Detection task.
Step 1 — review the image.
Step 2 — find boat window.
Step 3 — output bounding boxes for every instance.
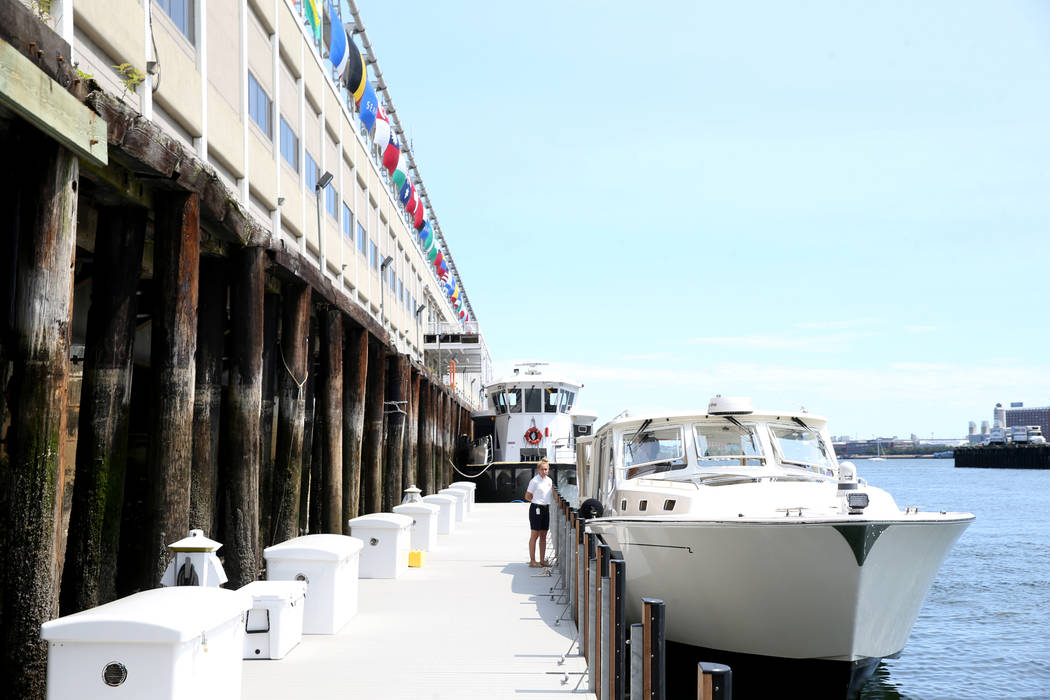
[561,390,576,413]
[506,389,522,413]
[623,425,686,478]
[493,391,507,415]
[694,423,765,466]
[544,388,559,413]
[769,424,832,471]
[524,388,542,413]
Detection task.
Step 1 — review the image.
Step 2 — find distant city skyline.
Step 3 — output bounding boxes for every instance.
[356,0,1050,438]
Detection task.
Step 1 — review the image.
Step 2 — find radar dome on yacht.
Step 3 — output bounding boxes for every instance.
[707,395,754,415]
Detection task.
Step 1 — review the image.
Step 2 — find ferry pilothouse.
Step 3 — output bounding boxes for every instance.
[459,363,597,502]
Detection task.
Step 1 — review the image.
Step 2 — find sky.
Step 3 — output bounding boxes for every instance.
[352,0,1050,440]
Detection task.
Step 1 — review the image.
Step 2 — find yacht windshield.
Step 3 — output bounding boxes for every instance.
[694,422,765,466]
[623,425,686,478]
[506,389,522,413]
[544,388,559,413]
[770,424,832,470]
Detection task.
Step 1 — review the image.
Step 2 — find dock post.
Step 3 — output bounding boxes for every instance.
[270,282,310,544]
[405,368,421,490]
[190,257,226,540]
[642,598,667,700]
[418,379,432,494]
[223,246,265,587]
[342,324,368,523]
[60,206,146,615]
[298,310,319,534]
[0,131,78,698]
[630,623,644,700]
[576,516,586,626]
[146,191,200,589]
[566,510,577,615]
[587,533,598,689]
[361,337,386,513]
[597,543,611,698]
[610,558,626,700]
[383,353,407,511]
[697,662,732,700]
[319,309,344,533]
[258,290,279,546]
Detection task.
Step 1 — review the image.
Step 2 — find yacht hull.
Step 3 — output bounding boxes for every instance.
[587,516,970,662]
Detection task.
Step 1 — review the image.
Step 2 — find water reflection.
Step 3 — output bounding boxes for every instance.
[858,663,916,700]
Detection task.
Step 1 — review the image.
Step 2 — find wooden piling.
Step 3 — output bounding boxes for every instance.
[342,324,368,523]
[382,354,406,510]
[298,311,319,535]
[270,282,310,545]
[319,308,343,533]
[222,246,265,588]
[0,132,78,700]
[60,205,146,615]
[418,379,433,495]
[258,290,279,544]
[361,338,386,513]
[405,369,421,490]
[144,191,200,590]
[189,257,226,538]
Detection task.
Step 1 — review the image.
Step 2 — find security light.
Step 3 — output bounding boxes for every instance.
[316,171,334,190]
[380,255,393,270]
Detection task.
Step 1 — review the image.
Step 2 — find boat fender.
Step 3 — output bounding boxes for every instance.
[578,498,604,520]
[524,427,542,444]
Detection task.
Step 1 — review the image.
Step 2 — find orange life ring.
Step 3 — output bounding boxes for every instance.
[524,427,542,445]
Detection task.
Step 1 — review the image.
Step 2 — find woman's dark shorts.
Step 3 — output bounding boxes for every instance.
[529,503,550,531]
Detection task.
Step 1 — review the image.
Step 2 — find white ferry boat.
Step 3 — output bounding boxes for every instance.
[578,395,974,696]
[462,363,597,502]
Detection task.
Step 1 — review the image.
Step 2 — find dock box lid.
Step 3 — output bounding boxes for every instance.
[263,534,364,562]
[392,503,439,517]
[449,481,476,491]
[438,488,466,499]
[40,587,251,643]
[239,580,307,604]
[348,512,413,530]
[422,494,455,504]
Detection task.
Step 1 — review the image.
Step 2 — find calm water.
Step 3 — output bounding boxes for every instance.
[854,459,1050,700]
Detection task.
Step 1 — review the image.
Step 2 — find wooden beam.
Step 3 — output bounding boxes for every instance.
[342,324,368,523]
[404,369,420,491]
[382,354,407,510]
[0,37,106,166]
[60,205,146,615]
[258,291,279,543]
[0,128,78,700]
[223,247,265,587]
[270,283,310,545]
[361,338,386,513]
[319,309,343,533]
[144,191,200,590]
[189,257,225,538]
[299,310,319,535]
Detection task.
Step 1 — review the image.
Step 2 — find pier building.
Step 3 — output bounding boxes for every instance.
[0,1,489,697]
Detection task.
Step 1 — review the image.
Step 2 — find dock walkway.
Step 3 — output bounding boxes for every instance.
[243,503,594,699]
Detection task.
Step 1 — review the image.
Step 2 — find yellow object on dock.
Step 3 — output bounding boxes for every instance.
[408,550,425,568]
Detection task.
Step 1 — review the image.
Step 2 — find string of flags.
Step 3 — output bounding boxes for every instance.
[312,1,469,324]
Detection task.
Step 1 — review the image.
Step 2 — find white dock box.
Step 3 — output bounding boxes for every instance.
[446,484,474,513]
[392,501,440,551]
[240,580,307,660]
[347,512,413,579]
[450,481,477,508]
[439,487,467,522]
[422,494,456,535]
[40,587,250,700]
[263,534,363,634]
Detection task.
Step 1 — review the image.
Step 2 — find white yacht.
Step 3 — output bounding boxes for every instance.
[463,363,597,502]
[579,396,973,695]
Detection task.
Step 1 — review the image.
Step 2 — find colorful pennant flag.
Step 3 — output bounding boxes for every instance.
[304,0,322,44]
[413,204,425,230]
[382,130,401,174]
[419,221,433,249]
[392,151,408,191]
[358,79,378,132]
[323,2,348,76]
[344,49,366,103]
[373,106,391,150]
[406,185,418,214]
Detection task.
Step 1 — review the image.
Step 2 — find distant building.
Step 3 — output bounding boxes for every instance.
[1005,403,1050,440]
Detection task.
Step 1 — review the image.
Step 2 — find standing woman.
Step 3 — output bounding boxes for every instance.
[525,458,553,567]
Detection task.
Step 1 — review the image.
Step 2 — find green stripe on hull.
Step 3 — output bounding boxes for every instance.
[832,523,891,566]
